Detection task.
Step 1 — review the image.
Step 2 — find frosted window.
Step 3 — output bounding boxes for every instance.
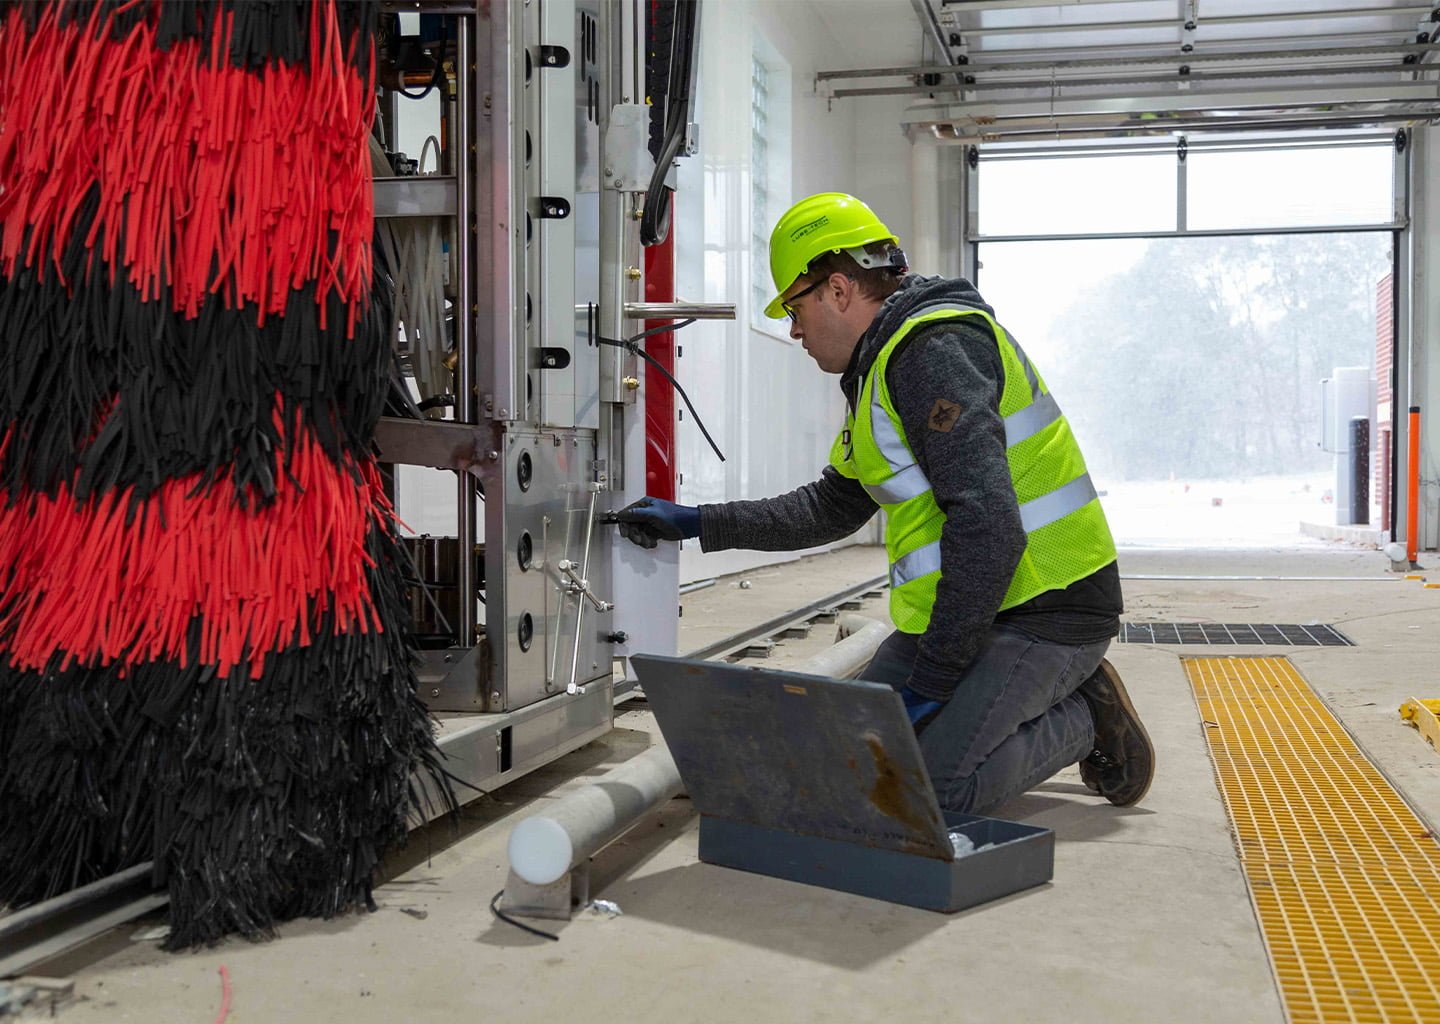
[980,154,1176,236]
[1186,145,1394,230]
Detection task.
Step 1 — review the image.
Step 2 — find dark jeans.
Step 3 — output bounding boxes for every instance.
[858,625,1109,816]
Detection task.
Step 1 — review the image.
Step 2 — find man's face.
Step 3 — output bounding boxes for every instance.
[784,273,860,374]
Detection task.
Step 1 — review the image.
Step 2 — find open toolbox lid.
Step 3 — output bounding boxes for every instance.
[630,654,954,861]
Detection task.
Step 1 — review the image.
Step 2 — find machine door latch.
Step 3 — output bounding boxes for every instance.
[556,560,613,613]
[537,197,571,219]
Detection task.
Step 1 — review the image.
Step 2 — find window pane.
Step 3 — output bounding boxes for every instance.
[980,154,1176,236]
[1186,145,1394,230]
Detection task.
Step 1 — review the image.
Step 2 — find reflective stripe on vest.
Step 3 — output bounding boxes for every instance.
[835,298,1117,629]
[889,474,1099,589]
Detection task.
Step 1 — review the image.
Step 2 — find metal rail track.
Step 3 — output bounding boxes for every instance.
[0,574,890,982]
[682,573,889,662]
[0,864,166,981]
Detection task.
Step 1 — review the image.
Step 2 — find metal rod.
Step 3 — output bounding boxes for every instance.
[1408,406,1421,563]
[932,112,1440,144]
[938,28,1431,63]
[978,132,1396,158]
[0,863,167,979]
[454,17,477,647]
[568,488,601,691]
[837,62,1437,98]
[952,7,1432,36]
[622,301,736,319]
[818,43,1440,80]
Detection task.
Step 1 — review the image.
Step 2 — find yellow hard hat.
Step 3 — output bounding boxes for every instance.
[763,193,904,319]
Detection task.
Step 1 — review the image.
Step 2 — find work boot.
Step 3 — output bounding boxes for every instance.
[1075,659,1154,807]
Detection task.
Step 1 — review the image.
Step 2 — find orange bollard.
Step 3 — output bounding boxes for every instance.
[1408,407,1421,564]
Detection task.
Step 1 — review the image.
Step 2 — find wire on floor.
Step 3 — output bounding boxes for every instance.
[489,890,560,942]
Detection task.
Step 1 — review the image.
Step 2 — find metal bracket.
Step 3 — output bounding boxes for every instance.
[601,103,655,192]
[497,865,589,921]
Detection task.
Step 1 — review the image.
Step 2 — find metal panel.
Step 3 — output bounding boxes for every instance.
[572,1,604,430]
[413,682,615,822]
[373,176,458,218]
[488,429,612,712]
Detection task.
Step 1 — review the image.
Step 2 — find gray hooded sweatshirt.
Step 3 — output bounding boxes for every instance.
[698,275,1121,701]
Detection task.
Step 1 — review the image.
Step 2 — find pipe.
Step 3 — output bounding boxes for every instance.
[505,613,894,890]
[507,744,683,886]
[1408,406,1421,564]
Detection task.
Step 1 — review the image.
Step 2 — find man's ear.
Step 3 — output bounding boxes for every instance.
[829,271,856,312]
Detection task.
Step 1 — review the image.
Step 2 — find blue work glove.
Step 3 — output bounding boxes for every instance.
[899,686,944,727]
[614,497,701,549]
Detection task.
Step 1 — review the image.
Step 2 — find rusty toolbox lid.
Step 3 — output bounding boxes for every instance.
[630,654,953,860]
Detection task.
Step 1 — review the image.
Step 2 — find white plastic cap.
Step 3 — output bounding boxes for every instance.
[507,817,576,886]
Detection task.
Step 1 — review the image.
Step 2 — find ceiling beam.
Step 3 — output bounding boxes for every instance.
[818,42,1440,80]
[834,62,1435,99]
[904,80,1440,120]
[955,7,1433,36]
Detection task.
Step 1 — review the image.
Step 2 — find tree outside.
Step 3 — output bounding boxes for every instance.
[981,232,1392,546]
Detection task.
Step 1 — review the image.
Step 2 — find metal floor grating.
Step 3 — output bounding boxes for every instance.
[1187,657,1440,1023]
[1121,622,1354,647]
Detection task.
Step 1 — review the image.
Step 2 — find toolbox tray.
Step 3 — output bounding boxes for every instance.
[631,654,1055,913]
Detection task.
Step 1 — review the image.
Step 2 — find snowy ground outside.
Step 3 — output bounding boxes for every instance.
[1097,471,1375,549]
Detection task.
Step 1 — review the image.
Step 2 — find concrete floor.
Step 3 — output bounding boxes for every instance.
[22,543,1440,1024]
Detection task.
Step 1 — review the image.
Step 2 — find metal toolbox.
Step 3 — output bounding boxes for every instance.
[630,654,1055,913]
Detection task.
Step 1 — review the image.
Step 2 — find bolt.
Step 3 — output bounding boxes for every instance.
[625,267,642,280]
[443,654,453,663]
[603,166,614,176]
[498,408,509,418]
[487,450,500,460]
[631,208,645,220]
[491,690,502,702]
[623,376,640,390]
[431,688,440,698]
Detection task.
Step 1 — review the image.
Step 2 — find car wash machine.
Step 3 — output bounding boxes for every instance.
[374,0,720,806]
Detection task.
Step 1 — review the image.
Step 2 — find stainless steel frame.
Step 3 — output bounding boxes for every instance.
[374,0,652,801]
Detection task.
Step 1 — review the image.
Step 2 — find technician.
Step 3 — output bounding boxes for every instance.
[615,193,1154,815]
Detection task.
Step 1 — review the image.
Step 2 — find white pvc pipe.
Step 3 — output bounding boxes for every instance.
[505,614,895,888]
[508,744,682,885]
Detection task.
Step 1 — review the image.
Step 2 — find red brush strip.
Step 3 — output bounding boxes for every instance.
[0,1,374,332]
[0,402,395,680]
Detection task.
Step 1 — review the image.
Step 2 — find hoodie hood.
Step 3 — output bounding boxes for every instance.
[840,275,994,406]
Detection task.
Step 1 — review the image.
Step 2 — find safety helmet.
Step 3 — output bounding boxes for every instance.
[763,192,906,319]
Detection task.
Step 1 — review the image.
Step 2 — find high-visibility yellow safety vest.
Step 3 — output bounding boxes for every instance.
[830,302,1117,633]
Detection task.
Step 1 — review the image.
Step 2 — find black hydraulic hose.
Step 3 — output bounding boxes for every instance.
[641,1,701,246]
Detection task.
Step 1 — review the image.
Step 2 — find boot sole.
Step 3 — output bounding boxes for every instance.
[1092,658,1155,807]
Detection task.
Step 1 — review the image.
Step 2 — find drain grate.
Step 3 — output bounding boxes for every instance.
[1119,622,1354,647]
[1187,657,1440,1023]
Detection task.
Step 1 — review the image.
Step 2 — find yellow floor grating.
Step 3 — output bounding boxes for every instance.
[1186,656,1440,1023]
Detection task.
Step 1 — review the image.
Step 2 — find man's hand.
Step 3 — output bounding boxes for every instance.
[898,685,944,727]
[613,497,701,549]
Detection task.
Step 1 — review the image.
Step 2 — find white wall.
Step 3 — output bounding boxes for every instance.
[671,0,915,582]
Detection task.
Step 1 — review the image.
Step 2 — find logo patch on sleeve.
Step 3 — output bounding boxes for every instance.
[928,398,962,433]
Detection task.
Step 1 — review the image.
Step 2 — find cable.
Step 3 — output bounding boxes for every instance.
[397,54,443,100]
[597,319,726,462]
[641,1,701,245]
[490,890,560,941]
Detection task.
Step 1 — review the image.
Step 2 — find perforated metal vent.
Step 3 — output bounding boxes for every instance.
[1119,623,1354,647]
